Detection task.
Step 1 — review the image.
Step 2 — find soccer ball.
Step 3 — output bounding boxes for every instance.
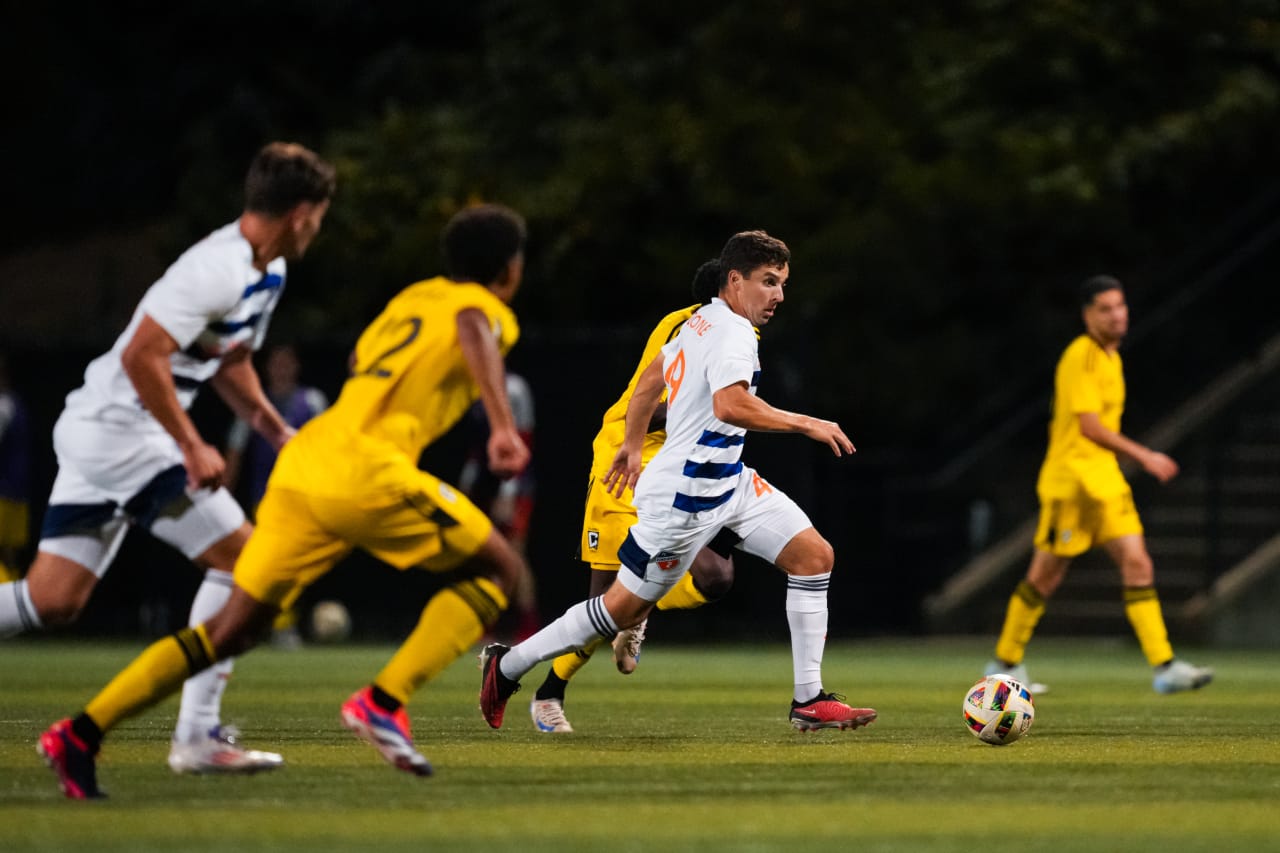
[310,600,352,643]
[962,674,1035,745]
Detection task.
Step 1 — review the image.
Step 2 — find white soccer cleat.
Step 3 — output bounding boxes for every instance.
[530,698,574,733]
[168,725,284,775]
[1153,659,1213,694]
[612,619,647,674]
[983,659,1049,695]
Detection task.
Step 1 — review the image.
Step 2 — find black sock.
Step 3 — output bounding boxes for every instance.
[535,671,569,701]
[370,685,402,713]
[71,713,103,754]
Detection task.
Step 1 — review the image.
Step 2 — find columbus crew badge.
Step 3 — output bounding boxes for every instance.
[587,530,600,550]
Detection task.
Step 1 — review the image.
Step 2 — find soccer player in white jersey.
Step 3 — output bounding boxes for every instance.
[4,142,334,774]
[482,230,877,732]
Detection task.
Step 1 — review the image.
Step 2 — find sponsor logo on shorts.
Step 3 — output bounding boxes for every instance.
[587,530,600,550]
[1061,529,1072,543]
[438,483,457,503]
[652,550,680,571]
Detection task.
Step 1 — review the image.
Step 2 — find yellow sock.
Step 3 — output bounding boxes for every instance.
[993,580,1046,665]
[550,637,606,681]
[656,572,710,611]
[375,576,508,705]
[85,625,215,732]
[0,557,20,583]
[1124,586,1174,666]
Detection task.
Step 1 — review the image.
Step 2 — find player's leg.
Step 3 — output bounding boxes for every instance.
[986,497,1081,691]
[40,585,276,799]
[733,471,874,731]
[337,468,517,774]
[1101,531,1213,692]
[146,481,284,774]
[481,523,707,729]
[530,567,614,732]
[0,497,30,582]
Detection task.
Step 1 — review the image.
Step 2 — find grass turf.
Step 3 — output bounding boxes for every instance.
[2,637,1278,852]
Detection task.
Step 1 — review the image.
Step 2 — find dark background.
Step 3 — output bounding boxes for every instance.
[3,1,1279,642]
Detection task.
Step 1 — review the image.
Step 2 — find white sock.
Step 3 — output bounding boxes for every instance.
[0,579,43,638]
[786,572,830,703]
[174,570,235,744]
[500,596,618,682]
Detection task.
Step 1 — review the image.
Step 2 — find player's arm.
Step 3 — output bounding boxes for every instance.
[457,307,529,479]
[712,382,855,457]
[121,314,226,489]
[210,348,294,452]
[1077,412,1178,483]
[603,355,667,498]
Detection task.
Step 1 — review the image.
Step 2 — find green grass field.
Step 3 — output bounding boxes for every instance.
[2,637,1278,852]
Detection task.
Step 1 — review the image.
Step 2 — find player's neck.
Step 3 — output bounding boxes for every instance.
[239,214,287,272]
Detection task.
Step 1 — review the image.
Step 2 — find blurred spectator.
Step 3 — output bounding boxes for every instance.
[0,354,32,583]
[459,372,539,641]
[225,343,329,649]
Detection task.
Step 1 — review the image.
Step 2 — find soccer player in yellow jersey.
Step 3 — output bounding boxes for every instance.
[528,260,737,734]
[986,275,1212,695]
[40,204,535,798]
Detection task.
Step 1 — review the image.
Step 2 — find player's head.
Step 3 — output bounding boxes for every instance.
[691,258,721,303]
[245,142,336,260]
[442,203,527,300]
[717,230,790,326]
[1079,274,1128,344]
[245,142,336,216]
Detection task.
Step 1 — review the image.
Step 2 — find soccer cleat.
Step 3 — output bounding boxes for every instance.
[530,698,573,733]
[167,725,284,775]
[479,643,520,729]
[789,692,877,732]
[1153,659,1214,694]
[340,687,433,777]
[612,619,646,674]
[38,719,104,800]
[983,659,1049,694]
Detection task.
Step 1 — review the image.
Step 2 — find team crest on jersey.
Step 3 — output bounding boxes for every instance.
[587,530,600,550]
[651,550,680,571]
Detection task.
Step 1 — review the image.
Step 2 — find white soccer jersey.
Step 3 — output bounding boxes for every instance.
[64,221,286,429]
[633,298,760,518]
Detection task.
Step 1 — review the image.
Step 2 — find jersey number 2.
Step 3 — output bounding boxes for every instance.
[354,317,422,378]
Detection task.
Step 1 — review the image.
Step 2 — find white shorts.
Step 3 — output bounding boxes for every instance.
[618,465,812,601]
[37,410,245,576]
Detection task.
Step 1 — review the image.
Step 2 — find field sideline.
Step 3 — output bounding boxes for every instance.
[2,636,1278,852]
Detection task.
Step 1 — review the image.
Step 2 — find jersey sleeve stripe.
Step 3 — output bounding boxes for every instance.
[241,273,284,299]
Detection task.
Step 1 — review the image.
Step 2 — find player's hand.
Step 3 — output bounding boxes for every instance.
[800,416,856,457]
[182,440,226,491]
[1142,450,1179,483]
[487,426,530,479]
[603,444,643,498]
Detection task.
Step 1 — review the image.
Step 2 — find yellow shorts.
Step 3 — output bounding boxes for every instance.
[235,465,493,610]
[579,472,636,571]
[1034,487,1143,558]
[0,498,29,548]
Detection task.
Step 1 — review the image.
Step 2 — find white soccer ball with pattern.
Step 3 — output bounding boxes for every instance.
[962,674,1035,745]
[310,600,352,643]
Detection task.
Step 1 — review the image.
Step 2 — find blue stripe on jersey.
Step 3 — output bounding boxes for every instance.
[242,273,284,299]
[673,489,735,513]
[682,460,743,480]
[751,369,761,388]
[207,312,264,335]
[696,429,745,448]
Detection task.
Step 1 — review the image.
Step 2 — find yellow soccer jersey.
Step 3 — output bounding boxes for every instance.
[588,304,700,473]
[286,276,518,466]
[1036,334,1128,499]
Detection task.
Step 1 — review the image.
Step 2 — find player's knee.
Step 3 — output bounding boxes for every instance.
[794,538,835,575]
[1122,552,1154,585]
[690,553,734,601]
[35,596,87,628]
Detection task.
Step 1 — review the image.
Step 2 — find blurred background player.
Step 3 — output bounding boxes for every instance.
[225,342,329,647]
[985,275,1213,694]
[39,203,535,798]
[2,141,335,777]
[458,371,539,643]
[527,259,736,734]
[0,353,33,583]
